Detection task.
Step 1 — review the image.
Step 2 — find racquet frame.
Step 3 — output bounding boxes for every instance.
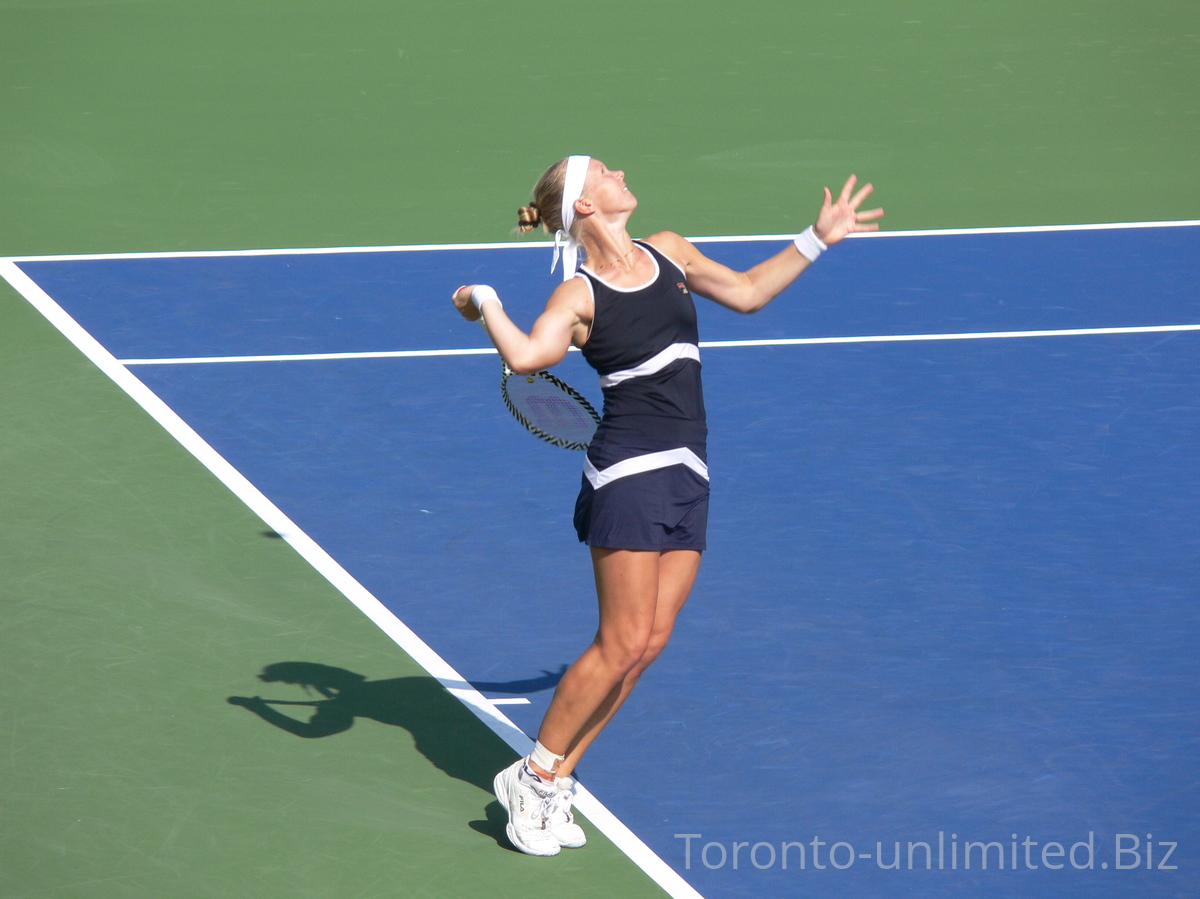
[500,359,600,450]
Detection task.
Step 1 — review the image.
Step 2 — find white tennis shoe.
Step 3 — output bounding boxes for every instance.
[547,776,587,848]
[493,759,561,857]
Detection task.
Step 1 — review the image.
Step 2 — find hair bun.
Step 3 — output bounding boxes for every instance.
[516,203,542,234]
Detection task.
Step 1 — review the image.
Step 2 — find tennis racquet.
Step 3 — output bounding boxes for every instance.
[500,359,600,450]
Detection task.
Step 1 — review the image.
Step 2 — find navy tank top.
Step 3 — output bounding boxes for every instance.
[577,241,708,480]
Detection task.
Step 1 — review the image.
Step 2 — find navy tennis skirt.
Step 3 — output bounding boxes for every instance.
[573,465,709,551]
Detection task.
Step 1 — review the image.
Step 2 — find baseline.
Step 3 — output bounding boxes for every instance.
[5,218,1198,264]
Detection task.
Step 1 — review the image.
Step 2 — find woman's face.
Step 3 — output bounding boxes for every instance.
[581,158,637,216]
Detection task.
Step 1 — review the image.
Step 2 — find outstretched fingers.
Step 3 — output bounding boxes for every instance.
[815,175,885,243]
[849,179,874,209]
[837,173,858,205]
[845,179,883,232]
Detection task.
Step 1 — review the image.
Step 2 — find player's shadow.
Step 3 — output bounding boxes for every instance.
[459,664,566,695]
[227,661,562,802]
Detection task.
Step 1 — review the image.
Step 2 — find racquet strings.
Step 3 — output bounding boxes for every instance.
[502,369,599,448]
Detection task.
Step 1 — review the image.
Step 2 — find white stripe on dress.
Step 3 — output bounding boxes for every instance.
[598,342,701,388]
[584,447,709,490]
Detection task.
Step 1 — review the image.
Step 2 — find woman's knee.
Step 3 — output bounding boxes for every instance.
[596,628,653,675]
[638,628,673,669]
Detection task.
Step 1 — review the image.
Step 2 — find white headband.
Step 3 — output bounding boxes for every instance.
[550,155,591,281]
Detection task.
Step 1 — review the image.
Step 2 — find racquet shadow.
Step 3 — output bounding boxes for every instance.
[460,663,566,695]
[227,660,562,850]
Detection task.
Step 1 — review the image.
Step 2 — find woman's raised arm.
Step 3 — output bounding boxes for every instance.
[645,174,882,314]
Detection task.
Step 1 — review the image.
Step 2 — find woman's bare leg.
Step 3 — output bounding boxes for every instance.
[533,547,701,779]
[532,548,658,768]
[554,548,700,777]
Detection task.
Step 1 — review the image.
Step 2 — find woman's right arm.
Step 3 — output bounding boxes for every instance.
[452,278,592,375]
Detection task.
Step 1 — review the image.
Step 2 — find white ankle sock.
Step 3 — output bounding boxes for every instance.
[529,740,565,776]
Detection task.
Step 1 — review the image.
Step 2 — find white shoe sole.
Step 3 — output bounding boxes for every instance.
[555,828,587,849]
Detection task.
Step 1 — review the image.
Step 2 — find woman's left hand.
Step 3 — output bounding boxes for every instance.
[813,174,884,245]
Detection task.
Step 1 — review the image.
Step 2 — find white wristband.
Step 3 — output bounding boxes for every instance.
[793,225,827,262]
[471,284,502,313]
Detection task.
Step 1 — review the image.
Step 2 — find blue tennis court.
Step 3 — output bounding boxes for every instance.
[8,223,1198,897]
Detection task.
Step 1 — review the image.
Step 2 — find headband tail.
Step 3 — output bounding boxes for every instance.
[551,230,565,275]
[555,155,591,281]
[562,242,579,281]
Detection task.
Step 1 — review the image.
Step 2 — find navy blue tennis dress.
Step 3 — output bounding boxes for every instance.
[572,240,709,551]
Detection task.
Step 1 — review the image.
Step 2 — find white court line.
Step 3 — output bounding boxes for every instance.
[4,218,1197,263]
[120,347,502,365]
[699,323,1200,348]
[116,323,1200,366]
[690,218,1200,243]
[0,258,706,899]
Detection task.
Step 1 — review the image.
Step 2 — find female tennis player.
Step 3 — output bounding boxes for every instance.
[452,156,881,856]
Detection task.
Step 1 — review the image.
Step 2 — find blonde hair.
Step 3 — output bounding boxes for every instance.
[516,158,585,241]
